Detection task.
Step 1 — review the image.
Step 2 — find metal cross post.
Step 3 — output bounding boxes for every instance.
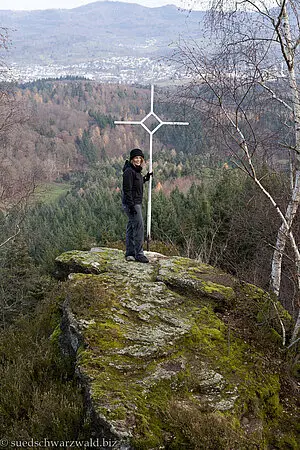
[115,84,189,250]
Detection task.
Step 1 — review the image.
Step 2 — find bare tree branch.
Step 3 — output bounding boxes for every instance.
[174,0,300,345]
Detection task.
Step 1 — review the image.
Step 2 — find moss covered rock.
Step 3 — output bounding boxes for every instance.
[56,248,300,449]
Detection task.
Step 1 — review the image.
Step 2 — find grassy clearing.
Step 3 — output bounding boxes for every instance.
[33,182,71,204]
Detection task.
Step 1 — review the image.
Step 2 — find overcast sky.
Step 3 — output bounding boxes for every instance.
[0,0,198,11]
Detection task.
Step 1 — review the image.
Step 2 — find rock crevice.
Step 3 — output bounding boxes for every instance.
[55,247,298,449]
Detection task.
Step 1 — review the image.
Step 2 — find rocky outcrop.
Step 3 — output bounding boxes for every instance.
[55,248,299,449]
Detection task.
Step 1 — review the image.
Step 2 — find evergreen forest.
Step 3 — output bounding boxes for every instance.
[0,79,299,446]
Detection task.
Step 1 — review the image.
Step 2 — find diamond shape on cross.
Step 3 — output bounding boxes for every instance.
[114,84,189,250]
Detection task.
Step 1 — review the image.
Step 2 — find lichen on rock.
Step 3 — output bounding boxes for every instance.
[55,248,300,449]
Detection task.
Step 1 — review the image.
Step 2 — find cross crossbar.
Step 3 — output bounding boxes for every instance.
[114,84,189,249]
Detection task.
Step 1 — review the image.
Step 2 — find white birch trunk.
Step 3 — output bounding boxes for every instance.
[194,0,300,344]
[269,4,300,346]
[271,171,300,296]
[222,94,300,345]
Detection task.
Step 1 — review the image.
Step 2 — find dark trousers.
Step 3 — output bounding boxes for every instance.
[123,204,145,257]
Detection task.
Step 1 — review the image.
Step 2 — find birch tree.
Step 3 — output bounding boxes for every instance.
[175,0,300,345]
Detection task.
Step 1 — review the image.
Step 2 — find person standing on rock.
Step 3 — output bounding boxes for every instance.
[122,148,153,263]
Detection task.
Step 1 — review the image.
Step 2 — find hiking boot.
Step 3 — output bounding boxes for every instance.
[125,255,135,262]
[135,255,149,263]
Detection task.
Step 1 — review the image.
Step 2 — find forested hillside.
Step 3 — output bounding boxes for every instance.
[1,0,300,444]
[0,79,296,310]
[5,80,207,179]
[0,79,215,322]
[0,77,299,446]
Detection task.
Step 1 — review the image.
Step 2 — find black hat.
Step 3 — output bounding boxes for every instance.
[130,148,144,160]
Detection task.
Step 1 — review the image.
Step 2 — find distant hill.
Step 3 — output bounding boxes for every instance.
[0,1,206,65]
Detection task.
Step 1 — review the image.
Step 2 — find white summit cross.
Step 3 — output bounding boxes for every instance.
[115,84,189,250]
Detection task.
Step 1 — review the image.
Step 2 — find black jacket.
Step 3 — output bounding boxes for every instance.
[122,160,146,207]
